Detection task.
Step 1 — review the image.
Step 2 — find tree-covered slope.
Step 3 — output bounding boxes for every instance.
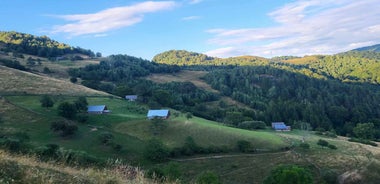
[352,43,380,52]
[0,31,95,57]
[152,50,269,66]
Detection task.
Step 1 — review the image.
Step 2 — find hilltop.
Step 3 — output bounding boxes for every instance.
[351,43,380,52]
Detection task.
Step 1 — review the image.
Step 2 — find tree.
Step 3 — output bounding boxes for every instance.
[40,95,54,108]
[143,138,169,162]
[186,112,193,120]
[74,97,88,112]
[263,165,313,184]
[57,102,77,119]
[50,120,78,137]
[353,123,375,140]
[70,77,77,83]
[96,52,102,57]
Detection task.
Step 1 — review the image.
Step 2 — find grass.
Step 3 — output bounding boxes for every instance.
[114,115,288,150]
[3,94,380,183]
[0,150,152,184]
[0,66,109,96]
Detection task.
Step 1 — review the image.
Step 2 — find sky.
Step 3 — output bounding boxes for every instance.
[1,0,380,60]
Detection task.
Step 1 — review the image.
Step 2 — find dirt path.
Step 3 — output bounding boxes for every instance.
[169,151,290,162]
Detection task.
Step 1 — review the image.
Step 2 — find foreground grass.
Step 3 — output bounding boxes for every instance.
[0,150,154,184]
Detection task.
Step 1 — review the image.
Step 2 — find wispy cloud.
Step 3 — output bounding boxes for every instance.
[182,16,201,21]
[188,0,203,4]
[50,1,176,36]
[205,0,380,58]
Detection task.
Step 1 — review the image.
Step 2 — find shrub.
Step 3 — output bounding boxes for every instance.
[327,144,337,150]
[299,143,310,150]
[70,77,78,83]
[76,114,89,123]
[57,102,77,119]
[263,165,313,184]
[143,139,169,162]
[51,120,78,137]
[317,139,329,148]
[237,140,253,153]
[196,171,221,184]
[348,138,378,147]
[98,132,114,145]
[40,95,54,108]
[238,121,266,130]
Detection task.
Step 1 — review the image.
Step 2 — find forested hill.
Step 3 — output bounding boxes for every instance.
[152,50,269,66]
[351,43,380,52]
[0,31,95,58]
[154,49,380,84]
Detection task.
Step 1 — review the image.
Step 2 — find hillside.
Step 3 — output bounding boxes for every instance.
[153,50,269,66]
[0,31,95,58]
[0,65,109,96]
[352,44,380,52]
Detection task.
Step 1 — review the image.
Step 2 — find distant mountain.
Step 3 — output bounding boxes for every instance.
[351,44,380,52]
[0,31,95,58]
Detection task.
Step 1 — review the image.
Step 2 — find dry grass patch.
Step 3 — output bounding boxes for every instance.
[0,66,109,96]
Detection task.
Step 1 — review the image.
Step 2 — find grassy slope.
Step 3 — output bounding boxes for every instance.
[114,116,286,149]
[0,66,109,96]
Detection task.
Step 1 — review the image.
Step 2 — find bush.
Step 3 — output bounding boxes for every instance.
[196,171,221,184]
[238,121,266,130]
[237,140,253,153]
[348,138,378,147]
[263,165,313,184]
[327,144,337,150]
[40,95,54,108]
[76,114,89,123]
[143,139,169,162]
[299,143,310,150]
[1,138,23,153]
[98,132,114,145]
[317,139,329,148]
[57,102,77,119]
[51,120,78,137]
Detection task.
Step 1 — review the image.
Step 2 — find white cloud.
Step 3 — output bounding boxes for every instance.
[182,16,201,21]
[205,0,380,58]
[50,1,176,36]
[188,0,203,4]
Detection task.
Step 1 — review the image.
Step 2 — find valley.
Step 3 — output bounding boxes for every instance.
[1,31,380,183]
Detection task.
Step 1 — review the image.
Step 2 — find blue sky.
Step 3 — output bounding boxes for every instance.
[1,0,380,60]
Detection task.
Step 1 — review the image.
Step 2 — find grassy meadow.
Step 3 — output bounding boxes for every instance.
[3,94,380,183]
